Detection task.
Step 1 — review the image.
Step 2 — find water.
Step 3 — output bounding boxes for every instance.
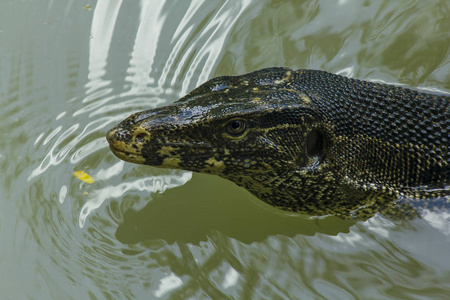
[0,0,449,299]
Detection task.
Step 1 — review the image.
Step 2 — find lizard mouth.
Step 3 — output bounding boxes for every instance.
[108,144,146,164]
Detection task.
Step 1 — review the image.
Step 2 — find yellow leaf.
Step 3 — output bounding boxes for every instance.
[73,171,94,184]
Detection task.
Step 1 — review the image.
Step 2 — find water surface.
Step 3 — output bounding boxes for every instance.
[0,0,449,299]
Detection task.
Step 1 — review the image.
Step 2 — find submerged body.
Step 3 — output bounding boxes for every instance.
[107,68,449,218]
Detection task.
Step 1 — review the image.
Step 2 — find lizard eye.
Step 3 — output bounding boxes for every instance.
[226,119,246,135]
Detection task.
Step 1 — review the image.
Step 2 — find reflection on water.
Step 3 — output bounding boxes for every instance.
[78,163,192,228]
[0,0,449,299]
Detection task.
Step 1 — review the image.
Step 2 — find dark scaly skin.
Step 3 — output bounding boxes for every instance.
[107,68,449,219]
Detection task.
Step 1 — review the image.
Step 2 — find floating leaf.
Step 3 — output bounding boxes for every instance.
[73,171,94,184]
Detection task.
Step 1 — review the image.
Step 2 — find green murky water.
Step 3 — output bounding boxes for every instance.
[0,0,449,299]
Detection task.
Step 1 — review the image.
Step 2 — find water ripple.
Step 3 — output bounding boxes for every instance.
[79,168,192,228]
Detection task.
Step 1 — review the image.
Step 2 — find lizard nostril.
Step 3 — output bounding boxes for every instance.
[135,133,148,143]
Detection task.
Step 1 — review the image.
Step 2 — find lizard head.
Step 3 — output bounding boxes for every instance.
[107,68,328,182]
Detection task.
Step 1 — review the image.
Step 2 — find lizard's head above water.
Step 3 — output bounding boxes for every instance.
[107,67,449,218]
[107,68,325,178]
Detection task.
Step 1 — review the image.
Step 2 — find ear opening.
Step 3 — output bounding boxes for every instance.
[306,128,325,158]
